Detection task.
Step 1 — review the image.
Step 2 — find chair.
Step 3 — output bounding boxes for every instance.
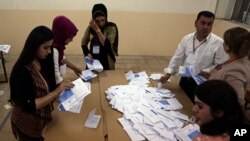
[0,51,8,83]
[245,87,250,109]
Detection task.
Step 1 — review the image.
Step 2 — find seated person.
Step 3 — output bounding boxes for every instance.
[201,27,250,122]
[160,11,227,103]
[192,80,245,141]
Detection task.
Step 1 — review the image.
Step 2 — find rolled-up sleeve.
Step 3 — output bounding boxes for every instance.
[53,48,63,84]
[164,37,186,74]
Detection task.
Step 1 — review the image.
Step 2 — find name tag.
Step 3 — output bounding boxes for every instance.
[93,45,100,54]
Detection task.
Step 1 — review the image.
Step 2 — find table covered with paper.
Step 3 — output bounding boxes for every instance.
[43,70,197,141]
[43,78,105,141]
[99,70,198,141]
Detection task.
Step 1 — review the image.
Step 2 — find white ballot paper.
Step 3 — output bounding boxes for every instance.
[0,44,11,53]
[85,57,103,72]
[58,78,91,112]
[178,66,206,85]
[84,108,101,128]
[80,69,97,81]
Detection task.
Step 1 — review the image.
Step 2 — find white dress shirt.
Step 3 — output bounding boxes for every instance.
[164,32,228,75]
[53,48,66,84]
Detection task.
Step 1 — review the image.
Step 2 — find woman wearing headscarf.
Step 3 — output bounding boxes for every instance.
[52,16,82,84]
[81,3,118,70]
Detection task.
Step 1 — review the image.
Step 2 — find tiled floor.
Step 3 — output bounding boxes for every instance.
[0,54,171,141]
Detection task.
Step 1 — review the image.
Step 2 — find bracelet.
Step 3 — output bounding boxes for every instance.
[96,29,101,34]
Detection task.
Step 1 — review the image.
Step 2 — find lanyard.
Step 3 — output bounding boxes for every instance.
[193,36,207,52]
[215,57,240,70]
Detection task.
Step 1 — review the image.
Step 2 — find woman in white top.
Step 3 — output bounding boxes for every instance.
[52,16,82,84]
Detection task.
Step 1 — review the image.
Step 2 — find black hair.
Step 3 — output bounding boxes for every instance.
[194,80,244,135]
[196,11,215,21]
[10,26,56,91]
[92,3,108,19]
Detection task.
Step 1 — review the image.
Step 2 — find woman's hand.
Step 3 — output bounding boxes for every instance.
[89,19,100,32]
[73,67,82,76]
[55,79,74,94]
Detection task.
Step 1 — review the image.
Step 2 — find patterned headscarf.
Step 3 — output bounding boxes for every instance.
[92,3,108,20]
[52,16,78,64]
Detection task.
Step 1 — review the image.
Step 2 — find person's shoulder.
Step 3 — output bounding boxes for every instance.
[11,65,30,79]
[106,22,118,30]
[107,21,117,27]
[184,32,195,37]
[180,32,195,42]
[210,33,223,42]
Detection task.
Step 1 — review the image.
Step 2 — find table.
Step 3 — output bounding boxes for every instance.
[44,70,193,141]
[98,70,193,141]
[43,78,105,141]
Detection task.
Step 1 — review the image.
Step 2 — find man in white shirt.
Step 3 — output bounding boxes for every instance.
[160,11,228,103]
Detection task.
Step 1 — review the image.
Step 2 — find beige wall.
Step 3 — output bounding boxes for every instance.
[1,0,249,56]
[1,9,249,56]
[0,10,194,56]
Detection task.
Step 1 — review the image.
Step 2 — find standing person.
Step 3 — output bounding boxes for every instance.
[52,16,82,84]
[192,80,245,141]
[9,26,74,141]
[206,27,250,121]
[160,11,228,103]
[81,3,118,70]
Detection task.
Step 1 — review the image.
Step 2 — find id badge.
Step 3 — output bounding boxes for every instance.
[93,45,100,54]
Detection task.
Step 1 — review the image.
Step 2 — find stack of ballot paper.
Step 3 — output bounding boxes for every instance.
[105,83,197,141]
[85,57,103,72]
[80,69,97,81]
[178,66,207,85]
[58,78,91,113]
[125,70,150,87]
[173,124,200,141]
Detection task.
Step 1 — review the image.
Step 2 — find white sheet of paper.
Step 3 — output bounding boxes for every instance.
[86,59,103,72]
[59,79,91,112]
[84,108,101,128]
[149,73,164,80]
[68,98,84,113]
[170,111,189,121]
[80,69,97,81]
[0,44,11,53]
[71,78,91,100]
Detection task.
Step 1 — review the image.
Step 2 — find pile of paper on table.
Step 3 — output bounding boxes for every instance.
[58,78,91,113]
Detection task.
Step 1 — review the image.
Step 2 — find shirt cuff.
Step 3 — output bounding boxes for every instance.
[164,68,174,75]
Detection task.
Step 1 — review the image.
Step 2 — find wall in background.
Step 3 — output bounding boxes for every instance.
[0,0,217,12]
[1,0,246,56]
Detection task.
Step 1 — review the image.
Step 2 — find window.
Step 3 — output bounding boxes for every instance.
[215,0,250,25]
[231,0,250,25]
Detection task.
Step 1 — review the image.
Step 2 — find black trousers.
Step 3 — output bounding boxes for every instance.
[179,77,198,104]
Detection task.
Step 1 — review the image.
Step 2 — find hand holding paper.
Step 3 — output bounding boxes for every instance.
[84,57,103,72]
